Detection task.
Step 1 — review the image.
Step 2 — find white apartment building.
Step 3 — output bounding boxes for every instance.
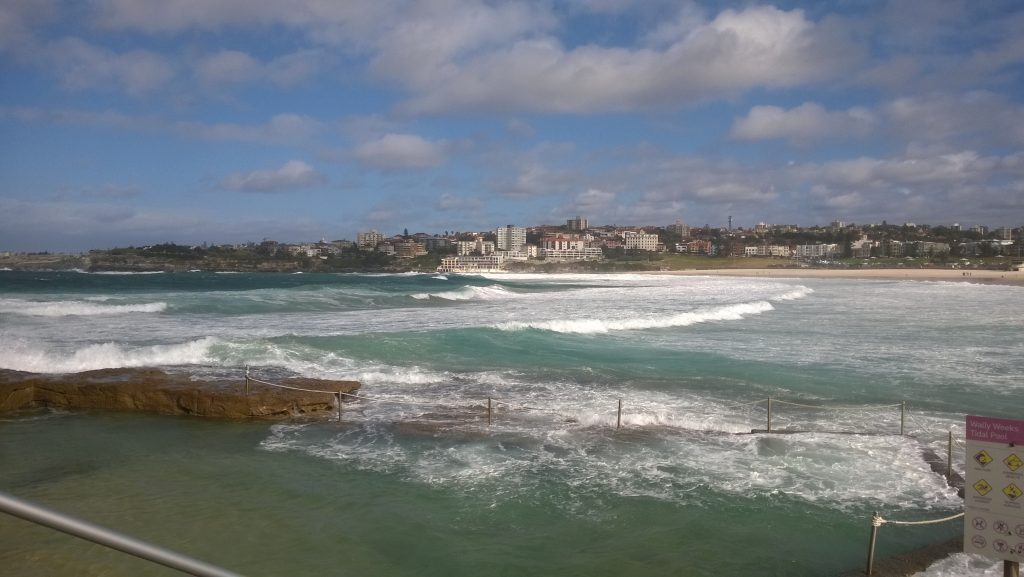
[744,245,791,257]
[457,238,495,256]
[622,231,660,251]
[794,244,839,259]
[357,230,385,249]
[542,234,586,251]
[437,254,507,273]
[495,225,526,251]
[540,247,604,261]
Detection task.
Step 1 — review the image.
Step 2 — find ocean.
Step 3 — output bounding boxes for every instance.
[1,270,1020,576]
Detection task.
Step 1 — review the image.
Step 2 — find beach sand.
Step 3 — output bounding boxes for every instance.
[655,267,1024,285]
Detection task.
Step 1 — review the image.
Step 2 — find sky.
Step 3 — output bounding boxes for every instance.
[2,0,1024,251]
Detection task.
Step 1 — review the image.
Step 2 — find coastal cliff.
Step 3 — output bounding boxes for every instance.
[0,368,360,419]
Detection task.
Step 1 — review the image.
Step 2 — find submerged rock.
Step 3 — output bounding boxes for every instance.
[0,368,359,419]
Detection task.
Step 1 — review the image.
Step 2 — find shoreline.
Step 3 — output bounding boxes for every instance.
[647,267,1024,285]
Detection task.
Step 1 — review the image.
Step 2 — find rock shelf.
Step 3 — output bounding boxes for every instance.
[0,368,360,419]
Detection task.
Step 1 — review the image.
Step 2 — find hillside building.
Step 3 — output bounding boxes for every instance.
[495,225,526,252]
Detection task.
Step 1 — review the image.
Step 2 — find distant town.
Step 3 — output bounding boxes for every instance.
[2,217,1022,273]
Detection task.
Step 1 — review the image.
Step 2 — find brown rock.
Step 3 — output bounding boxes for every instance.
[0,368,360,419]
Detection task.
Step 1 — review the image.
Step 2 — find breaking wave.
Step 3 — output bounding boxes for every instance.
[771,286,813,301]
[411,284,520,301]
[495,301,775,334]
[0,336,219,373]
[0,298,168,317]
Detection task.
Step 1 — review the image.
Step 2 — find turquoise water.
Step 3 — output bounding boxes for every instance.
[1,271,1020,576]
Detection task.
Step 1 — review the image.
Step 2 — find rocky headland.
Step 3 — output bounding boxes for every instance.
[0,367,360,419]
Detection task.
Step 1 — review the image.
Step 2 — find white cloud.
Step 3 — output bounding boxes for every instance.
[174,113,323,144]
[46,37,174,95]
[398,6,859,114]
[0,196,331,251]
[0,0,56,54]
[220,160,326,192]
[730,102,875,143]
[353,133,447,170]
[89,0,409,49]
[811,151,999,188]
[505,118,536,138]
[492,161,576,197]
[77,184,144,199]
[2,106,323,145]
[195,50,262,86]
[573,188,616,212]
[883,91,1024,148]
[437,193,482,212]
[195,49,323,88]
[0,105,140,128]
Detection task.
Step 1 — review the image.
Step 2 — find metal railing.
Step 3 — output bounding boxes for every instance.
[0,490,244,577]
[245,368,911,435]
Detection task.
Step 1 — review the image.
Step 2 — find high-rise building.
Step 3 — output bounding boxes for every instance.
[567,216,588,231]
[495,225,526,251]
[667,220,690,237]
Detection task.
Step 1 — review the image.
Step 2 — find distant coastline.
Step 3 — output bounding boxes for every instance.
[651,267,1024,286]
[1,250,1022,285]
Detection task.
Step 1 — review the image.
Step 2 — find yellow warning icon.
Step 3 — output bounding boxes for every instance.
[1005,454,1023,472]
[975,450,993,466]
[1004,483,1023,501]
[974,479,993,496]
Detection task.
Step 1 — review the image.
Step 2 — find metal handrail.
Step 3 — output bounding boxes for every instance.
[0,490,244,577]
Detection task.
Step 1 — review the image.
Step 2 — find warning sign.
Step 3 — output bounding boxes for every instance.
[1005,484,1023,501]
[976,450,994,466]
[964,415,1024,564]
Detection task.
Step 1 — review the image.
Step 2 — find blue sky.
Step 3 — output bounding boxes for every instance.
[2,0,1023,251]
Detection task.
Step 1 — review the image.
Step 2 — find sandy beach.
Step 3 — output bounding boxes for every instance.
[656,267,1024,285]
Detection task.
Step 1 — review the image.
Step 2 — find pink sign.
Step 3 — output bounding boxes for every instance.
[967,415,1024,444]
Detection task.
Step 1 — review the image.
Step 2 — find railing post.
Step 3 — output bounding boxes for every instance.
[900,401,906,436]
[335,392,342,422]
[866,512,880,576]
[616,399,622,430]
[947,430,953,480]
[487,397,492,426]
[244,365,250,397]
[767,397,773,433]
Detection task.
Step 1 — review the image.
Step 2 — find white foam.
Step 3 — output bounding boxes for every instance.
[771,286,813,301]
[495,301,774,334]
[90,271,166,275]
[0,336,219,373]
[910,553,1002,577]
[258,408,960,514]
[411,284,520,301]
[0,298,168,317]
